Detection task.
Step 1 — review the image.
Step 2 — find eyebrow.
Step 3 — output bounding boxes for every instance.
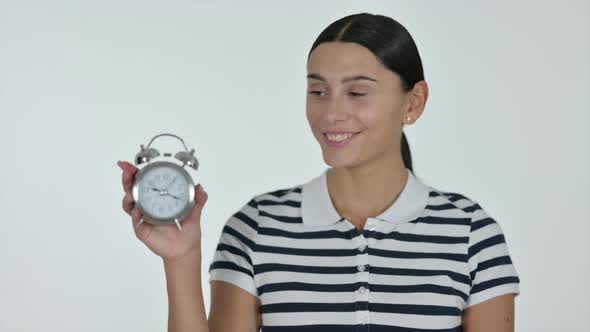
[306,73,378,83]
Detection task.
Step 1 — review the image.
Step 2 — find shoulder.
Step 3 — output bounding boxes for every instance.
[427,187,481,217]
[251,184,304,224]
[428,187,512,256]
[427,190,522,308]
[234,184,304,227]
[429,186,490,217]
[252,184,303,205]
[232,184,302,216]
[426,186,503,231]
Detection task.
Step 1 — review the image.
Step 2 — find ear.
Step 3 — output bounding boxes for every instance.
[404,80,429,123]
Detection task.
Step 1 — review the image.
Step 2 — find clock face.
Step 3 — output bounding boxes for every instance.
[137,164,191,220]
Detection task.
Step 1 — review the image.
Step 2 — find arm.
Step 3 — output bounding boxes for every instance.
[463,200,520,332]
[119,162,259,331]
[163,253,261,332]
[207,197,262,331]
[208,281,261,332]
[163,249,209,332]
[117,160,212,332]
[463,293,515,332]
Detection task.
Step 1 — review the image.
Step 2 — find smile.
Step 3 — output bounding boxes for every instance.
[323,131,360,147]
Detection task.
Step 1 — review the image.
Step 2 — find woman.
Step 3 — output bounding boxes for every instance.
[118,12,520,332]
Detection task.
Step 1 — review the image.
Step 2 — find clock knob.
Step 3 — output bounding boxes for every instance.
[134,144,160,165]
[175,148,199,170]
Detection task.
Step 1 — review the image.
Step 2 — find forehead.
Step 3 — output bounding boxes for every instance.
[307,42,387,78]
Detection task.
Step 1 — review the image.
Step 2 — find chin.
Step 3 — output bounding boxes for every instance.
[322,152,363,169]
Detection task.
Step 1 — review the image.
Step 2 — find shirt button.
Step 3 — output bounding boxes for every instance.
[358,244,367,252]
[357,264,366,272]
[358,286,367,294]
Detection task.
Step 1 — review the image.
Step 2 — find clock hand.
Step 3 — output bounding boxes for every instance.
[150,186,181,200]
[168,193,182,200]
[164,177,177,191]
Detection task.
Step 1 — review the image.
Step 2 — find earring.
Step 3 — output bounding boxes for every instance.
[405,115,412,123]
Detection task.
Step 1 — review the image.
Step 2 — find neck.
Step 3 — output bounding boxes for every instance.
[326,152,408,228]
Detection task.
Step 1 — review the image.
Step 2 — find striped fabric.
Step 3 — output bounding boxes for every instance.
[208,168,520,331]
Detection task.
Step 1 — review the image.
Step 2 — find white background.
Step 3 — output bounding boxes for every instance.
[0,1,588,331]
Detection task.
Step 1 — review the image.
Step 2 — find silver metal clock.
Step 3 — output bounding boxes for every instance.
[132,133,199,232]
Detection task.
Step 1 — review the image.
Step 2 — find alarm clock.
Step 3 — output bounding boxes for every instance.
[131,133,199,232]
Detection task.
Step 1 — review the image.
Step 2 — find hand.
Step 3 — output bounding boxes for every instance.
[117,160,209,263]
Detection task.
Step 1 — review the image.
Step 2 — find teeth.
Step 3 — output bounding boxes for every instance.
[326,133,355,142]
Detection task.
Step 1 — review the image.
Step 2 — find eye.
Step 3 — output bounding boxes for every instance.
[308,90,325,96]
[349,92,367,97]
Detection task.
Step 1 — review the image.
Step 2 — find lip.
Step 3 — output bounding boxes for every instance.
[323,131,361,148]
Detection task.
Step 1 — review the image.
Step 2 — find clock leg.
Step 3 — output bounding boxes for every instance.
[174,218,182,232]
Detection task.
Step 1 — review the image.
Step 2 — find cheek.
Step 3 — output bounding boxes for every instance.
[305,103,321,126]
[358,107,398,141]
[305,106,321,140]
[358,106,386,131]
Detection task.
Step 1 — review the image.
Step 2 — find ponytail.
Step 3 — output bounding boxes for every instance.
[401,131,413,172]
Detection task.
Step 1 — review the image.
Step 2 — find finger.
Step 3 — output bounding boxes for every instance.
[131,208,153,242]
[196,184,208,208]
[122,192,135,216]
[117,160,139,173]
[131,207,142,227]
[122,172,133,193]
[121,168,138,192]
[186,184,208,222]
[118,161,139,192]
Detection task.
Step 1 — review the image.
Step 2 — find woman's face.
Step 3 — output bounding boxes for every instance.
[306,41,416,169]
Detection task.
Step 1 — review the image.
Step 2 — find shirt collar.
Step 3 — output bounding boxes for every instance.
[301,167,430,227]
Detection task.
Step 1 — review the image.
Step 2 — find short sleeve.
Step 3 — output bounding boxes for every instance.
[465,201,520,308]
[208,197,259,298]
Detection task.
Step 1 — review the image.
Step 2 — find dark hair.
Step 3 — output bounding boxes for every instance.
[307,13,424,172]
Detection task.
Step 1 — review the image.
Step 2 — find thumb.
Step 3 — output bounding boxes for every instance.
[187,184,208,221]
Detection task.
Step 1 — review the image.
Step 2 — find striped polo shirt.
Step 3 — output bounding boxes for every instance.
[208,168,521,331]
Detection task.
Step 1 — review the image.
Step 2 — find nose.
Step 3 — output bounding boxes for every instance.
[323,94,350,123]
